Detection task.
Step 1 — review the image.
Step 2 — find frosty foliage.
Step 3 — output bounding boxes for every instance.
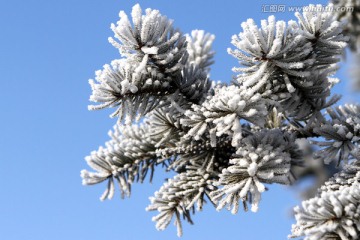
[174,64,211,104]
[280,69,341,123]
[320,166,360,196]
[331,0,360,51]
[330,0,360,90]
[229,5,347,123]
[80,124,159,200]
[290,183,360,240]
[210,129,302,214]
[319,150,360,194]
[146,166,217,237]
[88,60,175,123]
[312,104,360,166]
[228,15,312,99]
[109,4,188,74]
[295,4,348,68]
[291,138,338,199]
[181,85,268,147]
[185,30,215,73]
[81,3,360,238]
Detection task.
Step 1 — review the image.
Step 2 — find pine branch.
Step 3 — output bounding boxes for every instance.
[88,60,176,123]
[312,104,360,166]
[210,129,302,214]
[290,182,360,240]
[185,30,215,73]
[81,3,360,238]
[81,123,165,200]
[181,85,268,147]
[331,0,360,51]
[109,4,188,75]
[146,166,218,237]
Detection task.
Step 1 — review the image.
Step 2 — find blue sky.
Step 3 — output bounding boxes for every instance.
[1,0,357,239]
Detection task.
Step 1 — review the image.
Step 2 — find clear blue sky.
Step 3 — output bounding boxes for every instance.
[1,0,357,239]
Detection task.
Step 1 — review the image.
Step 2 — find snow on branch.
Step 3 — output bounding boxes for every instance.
[186,30,215,73]
[81,123,159,200]
[290,183,360,240]
[82,3,360,238]
[210,129,302,214]
[109,4,188,75]
[146,166,217,237]
[181,85,268,147]
[313,104,360,166]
